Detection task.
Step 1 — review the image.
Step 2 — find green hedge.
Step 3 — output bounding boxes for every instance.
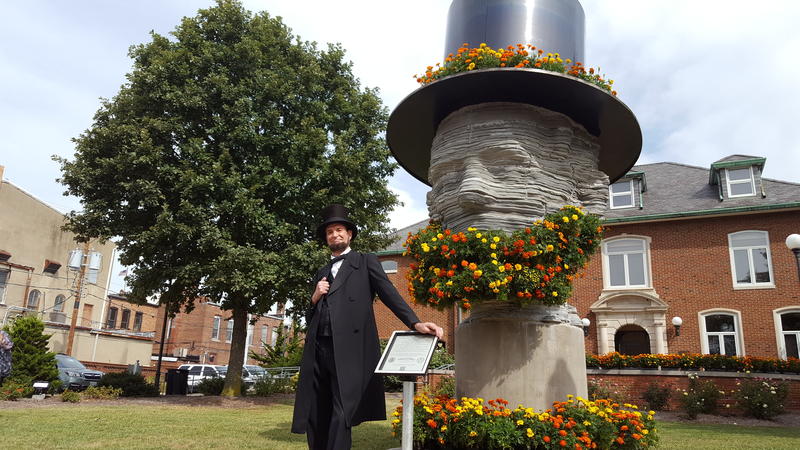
[586,352,800,374]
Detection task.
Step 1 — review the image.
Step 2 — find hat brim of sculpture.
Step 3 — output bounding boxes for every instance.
[387,68,642,185]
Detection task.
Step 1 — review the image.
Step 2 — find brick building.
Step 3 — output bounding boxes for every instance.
[376,155,800,359]
[152,299,286,366]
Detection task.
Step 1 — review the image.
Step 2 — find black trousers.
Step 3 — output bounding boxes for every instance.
[307,336,351,450]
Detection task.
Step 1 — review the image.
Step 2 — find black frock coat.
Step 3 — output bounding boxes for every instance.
[291,250,421,434]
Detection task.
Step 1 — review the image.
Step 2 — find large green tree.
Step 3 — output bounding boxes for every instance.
[5,316,59,383]
[56,0,398,396]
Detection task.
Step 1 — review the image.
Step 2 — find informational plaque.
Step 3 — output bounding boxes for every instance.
[375,330,438,376]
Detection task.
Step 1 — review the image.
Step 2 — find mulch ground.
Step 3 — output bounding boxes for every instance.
[3,393,799,428]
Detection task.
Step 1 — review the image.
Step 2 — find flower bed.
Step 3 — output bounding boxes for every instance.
[392,393,658,449]
[403,206,602,310]
[586,353,800,374]
[415,43,616,95]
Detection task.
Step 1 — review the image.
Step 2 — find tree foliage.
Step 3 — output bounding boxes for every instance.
[55,0,398,395]
[249,322,303,368]
[5,315,59,382]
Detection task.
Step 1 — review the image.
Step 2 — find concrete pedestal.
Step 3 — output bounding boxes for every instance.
[455,302,588,411]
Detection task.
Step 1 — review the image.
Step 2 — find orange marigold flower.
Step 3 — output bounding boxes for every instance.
[543,436,551,443]
[559,440,567,447]
[559,430,567,436]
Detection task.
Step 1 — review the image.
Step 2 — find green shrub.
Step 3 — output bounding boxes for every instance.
[83,385,123,400]
[61,390,81,403]
[5,316,59,382]
[48,379,63,394]
[735,378,789,420]
[99,372,159,397]
[196,377,225,395]
[0,377,34,401]
[678,373,722,419]
[252,376,295,396]
[587,378,622,403]
[433,376,455,398]
[642,381,671,411]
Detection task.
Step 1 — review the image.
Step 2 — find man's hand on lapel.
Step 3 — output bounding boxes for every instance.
[312,277,330,305]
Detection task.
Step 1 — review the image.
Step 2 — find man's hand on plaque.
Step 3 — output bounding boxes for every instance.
[414,322,444,339]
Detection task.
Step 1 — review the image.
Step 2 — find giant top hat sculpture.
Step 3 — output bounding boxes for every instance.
[387,0,642,412]
[387,0,641,186]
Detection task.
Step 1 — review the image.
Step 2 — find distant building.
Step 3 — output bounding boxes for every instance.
[376,155,800,359]
[0,166,154,365]
[152,299,286,366]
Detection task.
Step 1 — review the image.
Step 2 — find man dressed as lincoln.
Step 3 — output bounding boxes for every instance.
[292,204,443,450]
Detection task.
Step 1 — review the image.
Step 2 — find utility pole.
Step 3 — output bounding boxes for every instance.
[65,241,90,356]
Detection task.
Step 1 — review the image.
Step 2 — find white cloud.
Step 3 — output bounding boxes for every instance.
[388,184,429,230]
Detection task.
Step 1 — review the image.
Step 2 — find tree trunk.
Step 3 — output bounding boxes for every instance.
[222,303,248,397]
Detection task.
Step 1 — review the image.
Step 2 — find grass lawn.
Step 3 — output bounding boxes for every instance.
[2,397,800,449]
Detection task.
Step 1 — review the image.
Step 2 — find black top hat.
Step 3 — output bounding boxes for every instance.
[317,204,358,242]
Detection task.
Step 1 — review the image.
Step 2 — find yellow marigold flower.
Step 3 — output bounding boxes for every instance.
[437,233,443,239]
[441,425,447,431]
[498,266,505,272]
[491,253,497,259]
[446,280,453,286]
[467,227,476,232]
[526,428,534,438]
[552,291,558,297]
[516,420,524,426]
[475,233,482,238]
[421,243,430,252]
[583,420,591,426]
[490,243,497,249]
[546,244,554,252]
[393,411,400,417]
[469,431,478,437]
[489,281,497,289]
[431,237,437,242]
[572,214,579,220]
[492,260,498,265]
[564,264,569,269]
[481,238,487,243]
[642,429,649,435]
[515,264,522,270]
[468,62,476,70]
[474,270,482,277]
[493,236,500,242]
[562,216,569,223]
[392,419,400,424]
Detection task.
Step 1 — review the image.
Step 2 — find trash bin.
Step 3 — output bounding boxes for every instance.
[165,368,189,395]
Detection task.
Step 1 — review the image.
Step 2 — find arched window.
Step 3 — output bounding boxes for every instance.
[774,309,800,359]
[700,310,743,356]
[53,294,66,312]
[602,237,651,288]
[728,231,774,288]
[27,289,41,310]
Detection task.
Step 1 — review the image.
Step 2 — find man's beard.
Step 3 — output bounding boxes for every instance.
[329,241,348,252]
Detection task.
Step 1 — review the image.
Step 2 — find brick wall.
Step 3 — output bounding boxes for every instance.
[375,254,457,351]
[418,370,800,412]
[572,210,800,358]
[153,300,285,366]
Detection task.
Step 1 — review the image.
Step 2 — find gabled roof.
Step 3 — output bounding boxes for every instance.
[606,160,800,223]
[380,157,800,253]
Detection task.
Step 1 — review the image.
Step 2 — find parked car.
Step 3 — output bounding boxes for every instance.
[242,365,267,388]
[177,364,227,392]
[55,354,104,391]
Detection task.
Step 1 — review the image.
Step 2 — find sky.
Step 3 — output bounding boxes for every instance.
[2,0,800,292]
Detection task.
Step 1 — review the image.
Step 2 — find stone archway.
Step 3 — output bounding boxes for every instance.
[614,324,651,355]
[590,292,669,354]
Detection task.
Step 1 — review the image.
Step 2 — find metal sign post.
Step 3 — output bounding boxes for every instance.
[375,331,439,450]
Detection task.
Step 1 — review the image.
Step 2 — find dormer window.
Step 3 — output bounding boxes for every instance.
[609,179,635,209]
[725,167,755,197]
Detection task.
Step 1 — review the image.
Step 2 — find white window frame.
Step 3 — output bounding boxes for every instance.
[211,315,221,341]
[381,260,398,274]
[261,325,269,344]
[773,307,800,360]
[53,294,66,313]
[699,309,744,356]
[727,230,775,289]
[0,269,9,304]
[27,289,42,311]
[601,235,652,289]
[725,167,756,198]
[225,319,234,343]
[609,179,636,209]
